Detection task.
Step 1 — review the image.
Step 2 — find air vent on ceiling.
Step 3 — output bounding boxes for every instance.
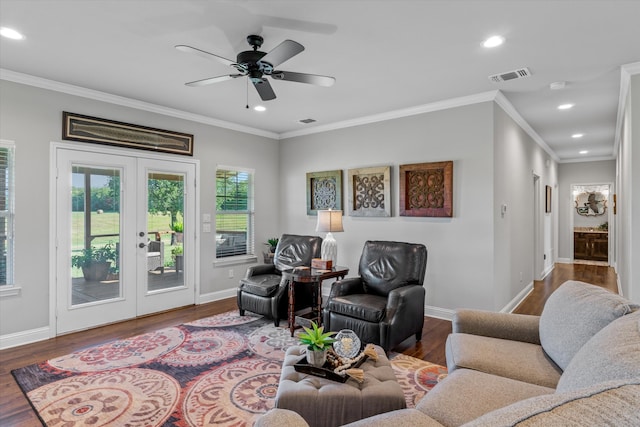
[299,118,317,124]
[488,67,531,83]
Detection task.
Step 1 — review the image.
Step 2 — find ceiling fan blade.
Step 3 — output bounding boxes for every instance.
[261,40,304,68]
[185,74,242,87]
[253,79,276,101]
[272,71,335,87]
[175,45,235,67]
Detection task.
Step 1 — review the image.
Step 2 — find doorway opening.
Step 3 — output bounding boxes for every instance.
[570,183,612,265]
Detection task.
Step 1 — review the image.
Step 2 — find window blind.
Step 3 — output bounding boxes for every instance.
[216,168,254,258]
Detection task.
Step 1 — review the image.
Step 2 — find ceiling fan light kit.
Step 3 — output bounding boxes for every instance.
[177,34,335,102]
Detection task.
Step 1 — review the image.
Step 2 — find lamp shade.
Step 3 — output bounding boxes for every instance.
[315,210,344,233]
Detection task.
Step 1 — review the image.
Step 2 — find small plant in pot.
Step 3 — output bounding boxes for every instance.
[71,242,118,282]
[262,237,279,264]
[172,244,184,272]
[266,237,279,253]
[299,321,336,367]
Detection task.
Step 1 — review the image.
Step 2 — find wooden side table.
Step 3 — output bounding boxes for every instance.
[283,266,349,336]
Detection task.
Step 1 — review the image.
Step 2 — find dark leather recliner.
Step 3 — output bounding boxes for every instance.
[238,234,322,326]
[323,240,428,352]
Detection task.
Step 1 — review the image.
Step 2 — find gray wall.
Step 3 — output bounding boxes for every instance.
[279,101,557,314]
[0,80,279,337]
[557,160,616,261]
[493,104,557,309]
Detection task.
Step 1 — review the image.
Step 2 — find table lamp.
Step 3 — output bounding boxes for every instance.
[315,209,344,266]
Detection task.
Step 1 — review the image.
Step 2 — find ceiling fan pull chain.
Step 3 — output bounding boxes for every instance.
[246,78,249,109]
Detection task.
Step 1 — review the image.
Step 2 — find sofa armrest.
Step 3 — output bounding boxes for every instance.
[453,309,541,345]
[244,263,278,279]
[254,409,309,427]
[328,277,365,298]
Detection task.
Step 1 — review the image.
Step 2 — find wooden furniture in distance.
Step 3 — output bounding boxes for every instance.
[574,230,608,261]
[283,266,349,337]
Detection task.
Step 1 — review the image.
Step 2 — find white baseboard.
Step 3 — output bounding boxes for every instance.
[542,263,555,279]
[0,326,51,350]
[557,257,572,264]
[197,288,237,304]
[424,305,455,321]
[502,281,534,313]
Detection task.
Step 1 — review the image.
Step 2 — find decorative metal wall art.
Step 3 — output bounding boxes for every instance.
[62,112,194,156]
[306,170,343,215]
[347,166,391,217]
[400,161,453,217]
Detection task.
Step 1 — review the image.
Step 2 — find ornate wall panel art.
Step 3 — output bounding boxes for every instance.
[348,166,391,217]
[306,170,343,215]
[400,161,453,217]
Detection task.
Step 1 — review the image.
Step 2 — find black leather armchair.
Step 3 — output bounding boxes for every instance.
[323,240,428,352]
[238,234,322,326]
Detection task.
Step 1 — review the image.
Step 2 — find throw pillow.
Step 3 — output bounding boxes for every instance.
[557,310,640,392]
[539,280,638,370]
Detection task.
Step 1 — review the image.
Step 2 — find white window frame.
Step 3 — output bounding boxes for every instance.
[214,165,256,265]
[0,140,16,294]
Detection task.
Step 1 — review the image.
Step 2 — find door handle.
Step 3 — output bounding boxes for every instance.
[139,242,147,248]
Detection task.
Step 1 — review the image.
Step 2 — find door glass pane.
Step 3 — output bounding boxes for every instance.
[70,166,121,305]
[147,172,185,292]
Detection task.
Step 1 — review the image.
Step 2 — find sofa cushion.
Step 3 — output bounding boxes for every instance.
[539,280,638,370]
[557,309,640,392]
[464,377,640,427]
[417,368,554,427]
[343,409,444,427]
[325,294,387,322]
[446,333,562,388]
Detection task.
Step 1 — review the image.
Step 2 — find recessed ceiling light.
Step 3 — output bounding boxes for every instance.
[579,150,589,154]
[482,35,505,48]
[572,133,584,138]
[557,103,575,110]
[0,27,24,40]
[254,105,266,112]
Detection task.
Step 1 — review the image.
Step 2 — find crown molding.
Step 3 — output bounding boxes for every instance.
[279,91,499,140]
[2,68,560,162]
[0,68,279,140]
[559,155,616,164]
[613,62,640,156]
[493,91,560,163]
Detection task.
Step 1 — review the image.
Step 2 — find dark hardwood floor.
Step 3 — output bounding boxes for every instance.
[0,262,618,426]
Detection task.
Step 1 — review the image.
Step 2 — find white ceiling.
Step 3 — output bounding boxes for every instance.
[1,1,639,162]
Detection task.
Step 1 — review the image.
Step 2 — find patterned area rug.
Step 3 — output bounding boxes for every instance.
[12,311,446,426]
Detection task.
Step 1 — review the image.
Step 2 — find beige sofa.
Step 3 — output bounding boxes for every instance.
[256,280,640,426]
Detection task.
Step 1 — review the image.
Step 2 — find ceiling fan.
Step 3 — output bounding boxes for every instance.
[176,35,335,101]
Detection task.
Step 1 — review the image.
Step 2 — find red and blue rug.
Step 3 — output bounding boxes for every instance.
[12,311,446,426]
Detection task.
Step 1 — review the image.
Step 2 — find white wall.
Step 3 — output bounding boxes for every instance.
[557,161,616,261]
[616,72,640,302]
[0,80,280,338]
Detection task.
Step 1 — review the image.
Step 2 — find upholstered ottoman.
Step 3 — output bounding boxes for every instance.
[276,345,406,427]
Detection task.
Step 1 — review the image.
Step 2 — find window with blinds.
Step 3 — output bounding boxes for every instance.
[0,142,15,286]
[216,168,254,258]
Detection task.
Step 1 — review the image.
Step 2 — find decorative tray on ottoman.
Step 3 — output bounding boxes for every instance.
[293,353,368,383]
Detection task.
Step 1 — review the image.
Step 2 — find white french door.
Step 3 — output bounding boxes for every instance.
[54,146,197,334]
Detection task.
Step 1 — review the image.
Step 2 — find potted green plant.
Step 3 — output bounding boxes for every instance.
[263,237,279,264]
[172,244,184,272]
[171,221,184,244]
[299,321,336,367]
[71,242,118,281]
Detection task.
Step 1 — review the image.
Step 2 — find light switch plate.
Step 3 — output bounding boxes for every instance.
[202,213,211,223]
[202,223,211,233]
